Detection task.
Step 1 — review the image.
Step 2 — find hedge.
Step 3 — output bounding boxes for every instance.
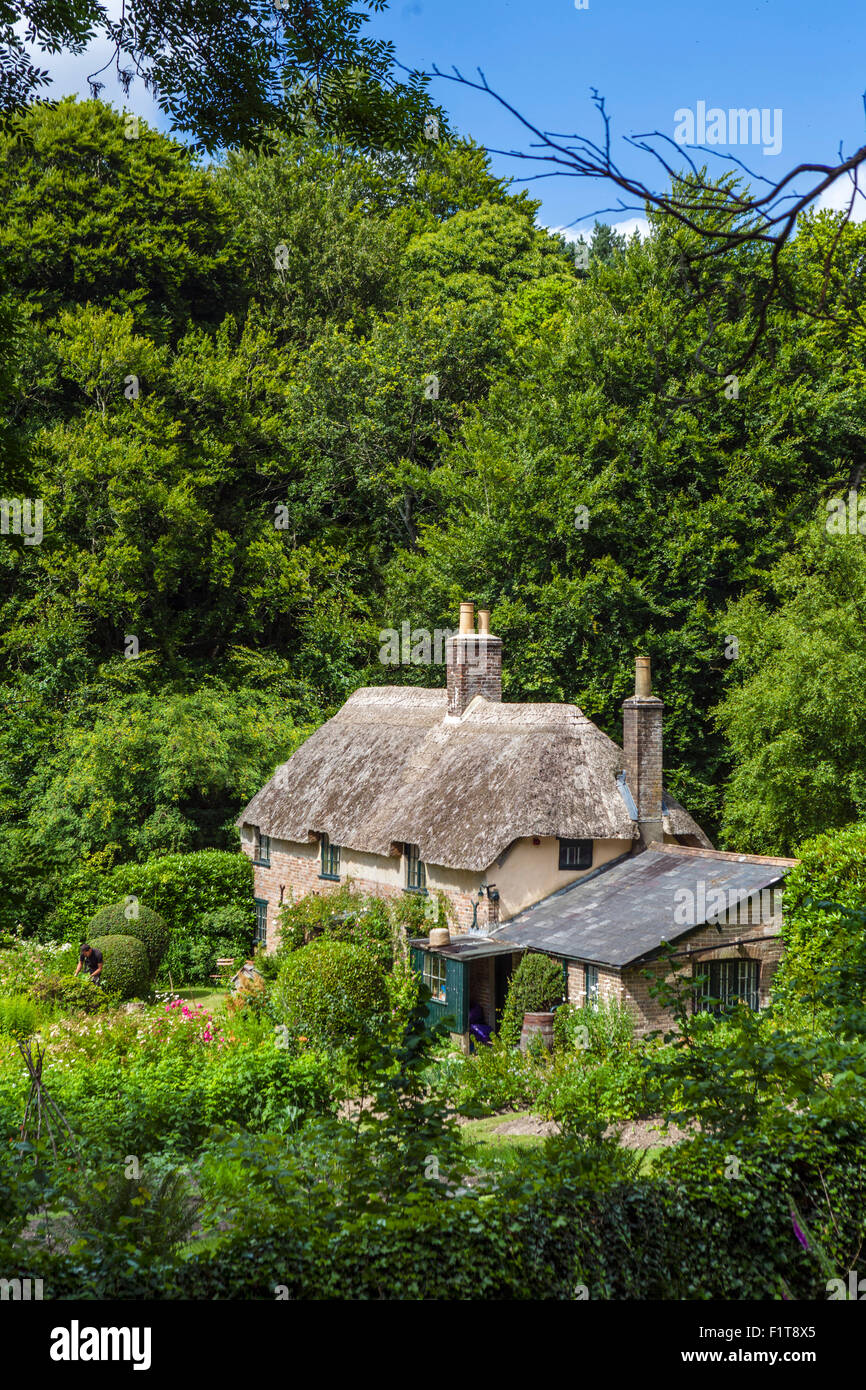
[275,938,389,1047]
[33,1161,838,1301]
[89,935,150,999]
[87,901,170,974]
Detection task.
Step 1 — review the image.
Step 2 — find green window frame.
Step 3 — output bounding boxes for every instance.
[319,833,340,881]
[254,898,268,947]
[559,838,593,871]
[405,842,427,893]
[694,959,760,1015]
[253,828,270,867]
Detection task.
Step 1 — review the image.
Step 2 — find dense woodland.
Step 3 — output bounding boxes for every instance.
[2,96,866,940]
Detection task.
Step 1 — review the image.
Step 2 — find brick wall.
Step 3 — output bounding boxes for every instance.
[562,920,783,1036]
[566,961,625,1008]
[446,634,503,716]
[622,693,663,844]
[242,836,499,953]
[468,956,495,1028]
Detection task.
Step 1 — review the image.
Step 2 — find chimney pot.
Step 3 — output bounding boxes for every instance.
[459,601,475,635]
[635,656,652,698]
[478,609,491,635]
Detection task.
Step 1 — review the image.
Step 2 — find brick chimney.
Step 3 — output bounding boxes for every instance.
[622,656,663,845]
[446,602,502,716]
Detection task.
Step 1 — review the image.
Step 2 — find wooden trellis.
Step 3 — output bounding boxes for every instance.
[17,1039,78,1159]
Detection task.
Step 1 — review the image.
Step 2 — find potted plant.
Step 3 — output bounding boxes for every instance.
[500,952,566,1051]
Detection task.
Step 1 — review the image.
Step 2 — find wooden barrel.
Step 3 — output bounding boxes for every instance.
[519,1011,555,1052]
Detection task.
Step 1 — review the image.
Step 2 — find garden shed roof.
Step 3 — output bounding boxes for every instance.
[488,845,797,967]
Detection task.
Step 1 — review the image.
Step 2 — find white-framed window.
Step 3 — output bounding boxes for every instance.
[422,952,446,1003]
[585,964,599,1007]
[254,898,268,946]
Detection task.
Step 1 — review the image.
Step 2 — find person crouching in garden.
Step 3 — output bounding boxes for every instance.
[75,942,104,987]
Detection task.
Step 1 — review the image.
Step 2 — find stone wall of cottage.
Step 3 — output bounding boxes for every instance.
[240,832,501,953]
[564,912,783,1036]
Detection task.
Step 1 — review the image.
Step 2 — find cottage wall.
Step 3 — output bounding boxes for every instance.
[241,825,637,951]
[564,909,783,1036]
[241,831,499,952]
[494,836,631,920]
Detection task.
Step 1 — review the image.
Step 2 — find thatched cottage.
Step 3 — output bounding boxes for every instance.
[237,602,795,1038]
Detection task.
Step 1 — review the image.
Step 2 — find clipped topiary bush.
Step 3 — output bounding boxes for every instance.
[89,935,150,1000]
[275,937,389,1048]
[87,901,170,976]
[500,953,566,1047]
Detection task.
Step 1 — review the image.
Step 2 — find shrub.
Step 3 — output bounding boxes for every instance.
[89,935,150,999]
[30,975,120,1015]
[0,995,41,1040]
[500,953,566,1046]
[772,821,866,1025]
[275,938,389,1048]
[109,851,254,939]
[87,901,170,975]
[276,887,396,970]
[453,1034,549,1113]
[553,999,635,1057]
[0,940,78,997]
[156,903,252,986]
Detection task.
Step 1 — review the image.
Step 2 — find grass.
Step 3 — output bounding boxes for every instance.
[175,986,229,1014]
[460,1112,548,1150]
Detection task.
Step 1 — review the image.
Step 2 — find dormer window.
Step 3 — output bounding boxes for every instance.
[405,843,427,893]
[320,833,340,881]
[558,838,592,871]
[253,828,271,867]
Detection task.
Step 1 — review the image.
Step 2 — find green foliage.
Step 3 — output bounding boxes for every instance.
[89,935,150,1000]
[109,852,254,935]
[276,885,398,969]
[87,901,170,974]
[717,524,866,853]
[772,821,866,1026]
[275,937,389,1050]
[450,1034,548,1114]
[553,999,636,1057]
[500,953,566,1046]
[30,975,119,1015]
[0,994,40,1039]
[65,1160,199,1261]
[0,99,236,337]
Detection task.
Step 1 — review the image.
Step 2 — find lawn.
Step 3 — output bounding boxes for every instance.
[175,986,230,1014]
[460,1112,549,1150]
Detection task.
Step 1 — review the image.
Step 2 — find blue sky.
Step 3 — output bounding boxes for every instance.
[29,0,866,238]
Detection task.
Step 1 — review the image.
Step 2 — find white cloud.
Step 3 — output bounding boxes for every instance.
[609,216,651,241]
[810,173,866,223]
[549,217,651,244]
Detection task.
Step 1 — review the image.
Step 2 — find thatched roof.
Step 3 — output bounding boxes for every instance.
[237,686,711,873]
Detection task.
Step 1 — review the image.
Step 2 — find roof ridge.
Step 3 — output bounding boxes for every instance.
[652,844,799,867]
